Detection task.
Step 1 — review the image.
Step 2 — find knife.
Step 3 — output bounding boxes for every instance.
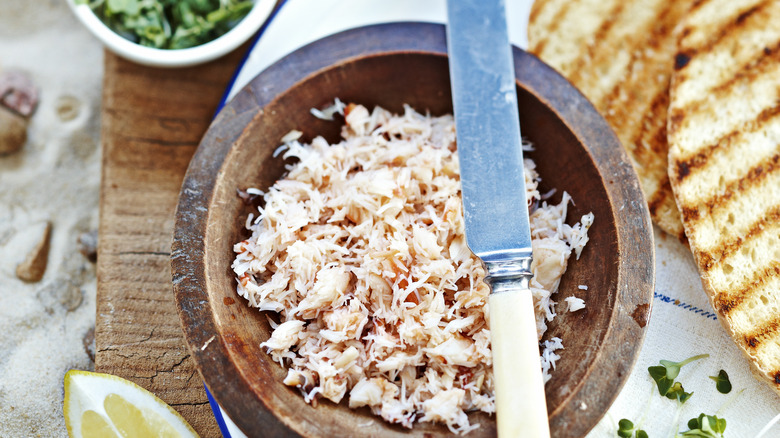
[445,1,551,437]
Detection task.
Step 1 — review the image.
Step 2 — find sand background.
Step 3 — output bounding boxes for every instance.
[0,1,103,436]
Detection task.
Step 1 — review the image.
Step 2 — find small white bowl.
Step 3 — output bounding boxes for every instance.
[67,0,277,68]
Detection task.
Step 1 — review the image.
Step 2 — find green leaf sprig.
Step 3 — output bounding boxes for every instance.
[647,354,709,401]
[635,355,735,437]
[618,418,648,438]
[77,0,254,49]
[708,370,732,394]
[677,413,726,437]
[665,381,693,403]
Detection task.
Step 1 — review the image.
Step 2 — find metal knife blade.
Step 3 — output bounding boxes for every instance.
[446,0,531,264]
[446,0,551,436]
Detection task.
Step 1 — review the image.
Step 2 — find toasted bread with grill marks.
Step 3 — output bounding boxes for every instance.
[668,0,780,394]
[528,0,694,240]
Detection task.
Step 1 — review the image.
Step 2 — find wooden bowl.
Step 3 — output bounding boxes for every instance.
[172,22,654,437]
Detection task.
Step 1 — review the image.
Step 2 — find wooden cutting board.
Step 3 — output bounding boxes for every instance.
[96,45,252,437]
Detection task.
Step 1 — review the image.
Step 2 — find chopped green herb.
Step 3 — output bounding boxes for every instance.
[665,381,693,404]
[76,0,254,50]
[709,369,732,394]
[648,354,709,397]
[618,418,648,438]
[677,413,726,437]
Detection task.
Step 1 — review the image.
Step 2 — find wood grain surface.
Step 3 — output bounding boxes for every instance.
[96,45,251,437]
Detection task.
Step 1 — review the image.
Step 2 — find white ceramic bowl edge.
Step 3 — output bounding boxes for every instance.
[67,0,277,68]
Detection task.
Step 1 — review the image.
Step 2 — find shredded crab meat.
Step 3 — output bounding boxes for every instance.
[232,103,593,434]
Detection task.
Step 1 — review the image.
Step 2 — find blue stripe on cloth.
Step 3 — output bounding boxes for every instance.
[214,0,290,117]
[204,2,290,437]
[205,384,232,438]
[654,291,718,320]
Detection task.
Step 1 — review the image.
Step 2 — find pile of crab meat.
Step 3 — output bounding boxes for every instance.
[232,103,594,434]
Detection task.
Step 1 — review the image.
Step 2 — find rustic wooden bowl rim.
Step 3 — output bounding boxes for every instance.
[172,22,654,438]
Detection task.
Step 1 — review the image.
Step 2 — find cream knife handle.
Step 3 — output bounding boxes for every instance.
[489,287,551,438]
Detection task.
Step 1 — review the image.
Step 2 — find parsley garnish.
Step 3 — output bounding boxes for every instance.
[709,370,732,394]
[77,0,254,49]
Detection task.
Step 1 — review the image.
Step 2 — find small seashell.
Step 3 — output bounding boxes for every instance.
[77,230,98,263]
[55,95,81,122]
[15,221,52,282]
[83,327,96,362]
[0,106,27,155]
[60,282,84,312]
[0,70,39,117]
[35,277,83,313]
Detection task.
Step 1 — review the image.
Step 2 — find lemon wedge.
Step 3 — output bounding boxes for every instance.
[64,370,199,438]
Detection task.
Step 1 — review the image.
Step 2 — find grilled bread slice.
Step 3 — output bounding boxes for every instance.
[528,0,693,240]
[668,0,780,393]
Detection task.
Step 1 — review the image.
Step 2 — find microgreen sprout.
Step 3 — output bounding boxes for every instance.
[677,413,726,437]
[665,381,693,404]
[648,354,709,397]
[709,370,732,394]
[618,418,649,438]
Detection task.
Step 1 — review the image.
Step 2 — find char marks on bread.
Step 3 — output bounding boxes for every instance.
[528,0,696,240]
[667,0,780,394]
